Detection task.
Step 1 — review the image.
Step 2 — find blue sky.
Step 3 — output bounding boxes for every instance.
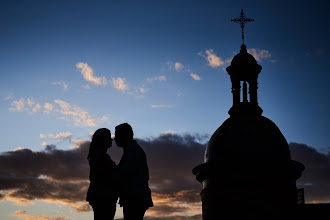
[0,0,330,219]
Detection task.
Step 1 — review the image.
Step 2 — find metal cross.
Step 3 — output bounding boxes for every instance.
[231,9,254,44]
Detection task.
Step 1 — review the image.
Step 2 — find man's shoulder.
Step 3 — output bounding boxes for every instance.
[128,140,146,155]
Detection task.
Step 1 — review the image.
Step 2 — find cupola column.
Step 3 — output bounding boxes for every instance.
[249,79,258,104]
[243,81,248,102]
[232,79,241,106]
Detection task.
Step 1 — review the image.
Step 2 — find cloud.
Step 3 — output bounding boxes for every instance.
[12,210,72,220]
[44,103,54,114]
[111,77,128,91]
[290,143,330,203]
[53,99,108,127]
[198,48,273,70]
[146,76,167,82]
[9,98,41,114]
[247,48,273,62]
[0,133,205,217]
[54,132,72,139]
[10,98,108,127]
[5,93,15,101]
[137,87,148,94]
[76,62,107,86]
[40,132,72,140]
[82,84,91,90]
[32,104,41,113]
[150,104,173,108]
[110,77,148,99]
[190,73,201,81]
[51,82,68,91]
[0,143,90,210]
[1,135,329,218]
[200,49,225,68]
[175,62,184,71]
[0,193,5,201]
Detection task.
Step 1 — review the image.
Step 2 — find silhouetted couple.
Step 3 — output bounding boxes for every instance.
[86,123,153,220]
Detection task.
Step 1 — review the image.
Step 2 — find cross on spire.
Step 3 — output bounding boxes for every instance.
[231,9,254,44]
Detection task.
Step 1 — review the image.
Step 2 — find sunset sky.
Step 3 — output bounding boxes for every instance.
[1,0,330,219]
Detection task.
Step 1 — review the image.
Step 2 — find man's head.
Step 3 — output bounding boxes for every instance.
[114,123,134,148]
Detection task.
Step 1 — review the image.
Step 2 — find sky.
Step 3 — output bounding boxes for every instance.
[0,0,329,219]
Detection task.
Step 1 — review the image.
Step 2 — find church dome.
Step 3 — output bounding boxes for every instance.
[205,115,291,167]
[226,44,262,81]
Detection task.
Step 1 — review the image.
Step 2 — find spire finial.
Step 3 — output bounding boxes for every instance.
[231,9,254,44]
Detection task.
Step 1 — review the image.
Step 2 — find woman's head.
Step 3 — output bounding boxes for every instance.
[87,128,113,162]
[92,128,112,146]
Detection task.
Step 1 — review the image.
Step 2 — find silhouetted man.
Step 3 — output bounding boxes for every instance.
[113,123,153,220]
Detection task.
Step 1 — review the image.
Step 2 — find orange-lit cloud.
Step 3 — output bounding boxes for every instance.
[111,77,128,91]
[190,73,201,81]
[44,102,54,114]
[199,49,225,68]
[12,210,72,220]
[9,98,41,114]
[175,62,184,71]
[76,62,107,86]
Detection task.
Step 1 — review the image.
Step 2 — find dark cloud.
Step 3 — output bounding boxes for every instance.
[124,214,203,220]
[116,214,202,220]
[140,133,205,196]
[0,134,329,218]
[0,142,91,211]
[0,142,90,182]
[0,133,205,216]
[289,143,330,202]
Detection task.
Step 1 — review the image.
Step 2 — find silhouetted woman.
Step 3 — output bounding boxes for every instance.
[86,128,118,220]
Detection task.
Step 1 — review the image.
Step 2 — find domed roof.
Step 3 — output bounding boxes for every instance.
[205,115,291,167]
[231,44,257,66]
[226,44,262,81]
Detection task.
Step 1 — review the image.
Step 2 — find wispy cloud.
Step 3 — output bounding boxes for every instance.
[110,77,148,99]
[76,62,107,86]
[247,48,273,62]
[151,104,173,108]
[111,77,128,91]
[4,93,15,101]
[53,99,108,127]
[9,98,41,114]
[40,132,72,140]
[44,102,54,114]
[190,73,201,81]
[175,62,184,71]
[9,98,108,127]
[137,87,148,94]
[82,85,91,90]
[51,81,68,91]
[41,141,49,146]
[147,75,167,82]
